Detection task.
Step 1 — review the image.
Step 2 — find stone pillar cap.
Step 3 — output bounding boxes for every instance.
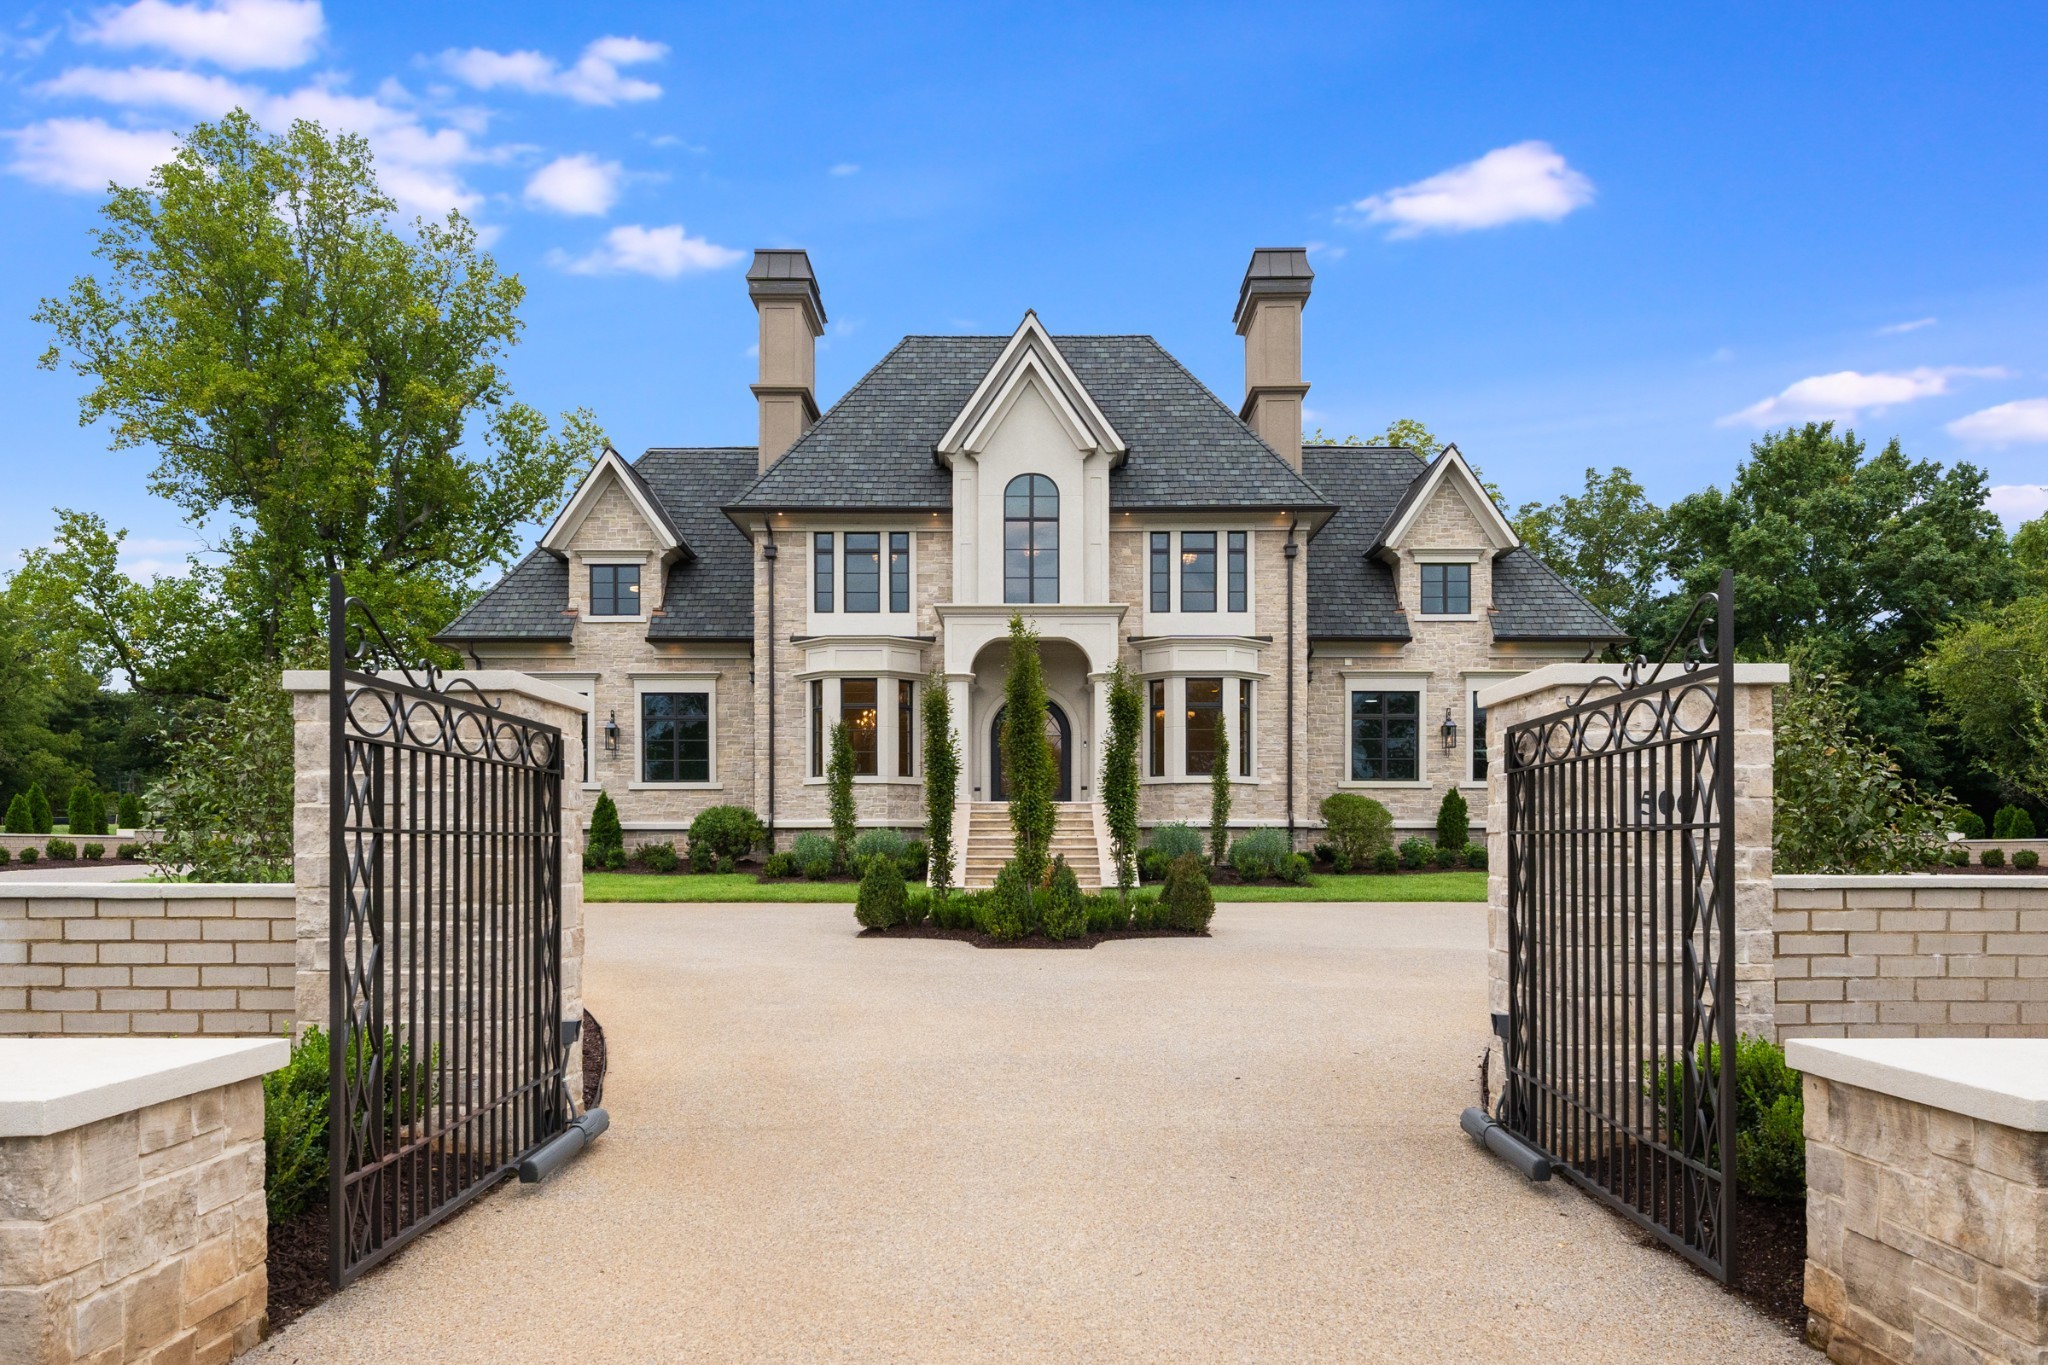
[1786,1038,2048,1133]
[0,1038,288,1137]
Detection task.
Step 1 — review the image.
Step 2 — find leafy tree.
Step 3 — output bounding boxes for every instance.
[1774,665,1955,874]
[1002,614,1055,885]
[1513,467,1668,631]
[146,671,292,881]
[1367,418,1442,459]
[1915,595,2048,805]
[920,670,960,889]
[34,110,602,669]
[2015,514,2048,594]
[1101,663,1142,891]
[1208,714,1232,866]
[828,721,857,873]
[0,586,81,804]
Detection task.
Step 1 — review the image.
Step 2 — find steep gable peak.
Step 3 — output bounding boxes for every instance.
[539,444,688,559]
[934,312,1126,466]
[1373,443,1519,556]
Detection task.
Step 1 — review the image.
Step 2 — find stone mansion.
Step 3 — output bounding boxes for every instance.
[439,248,1620,879]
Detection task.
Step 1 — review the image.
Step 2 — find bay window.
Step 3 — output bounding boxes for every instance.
[841,678,879,776]
[1183,677,1223,775]
[1148,679,1166,778]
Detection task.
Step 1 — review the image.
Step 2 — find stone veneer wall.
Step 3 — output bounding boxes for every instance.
[0,887,296,1036]
[1801,1073,2048,1363]
[1774,876,2048,1040]
[0,1077,268,1364]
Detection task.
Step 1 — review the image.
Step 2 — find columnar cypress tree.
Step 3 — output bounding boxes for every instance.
[3,793,28,834]
[1436,787,1470,851]
[586,791,625,870]
[920,670,960,890]
[119,791,143,831]
[828,721,857,873]
[1002,614,1055,886]
[27,784,52,835]
[68,784,103,837]
[1208,715,1231,866]
[1102,663,1141,890]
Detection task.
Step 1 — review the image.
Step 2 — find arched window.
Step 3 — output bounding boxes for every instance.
[1003,474,1059,603]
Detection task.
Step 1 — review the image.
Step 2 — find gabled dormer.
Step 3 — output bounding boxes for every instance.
[541,445,690,625]
[1371,445,1518,625]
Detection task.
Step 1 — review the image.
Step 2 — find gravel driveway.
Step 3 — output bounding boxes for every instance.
[254,900,1810,1362]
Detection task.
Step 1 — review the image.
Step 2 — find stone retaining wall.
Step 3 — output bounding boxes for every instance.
[1774,876,2048,1040]
[0,886,297,1036]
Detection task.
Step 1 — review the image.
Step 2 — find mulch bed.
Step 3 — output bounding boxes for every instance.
[859,924,1206,950]
[1,856,147,870]
[582,1010,607,1109]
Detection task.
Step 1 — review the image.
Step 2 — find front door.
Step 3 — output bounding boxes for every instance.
[990,703,1072,801]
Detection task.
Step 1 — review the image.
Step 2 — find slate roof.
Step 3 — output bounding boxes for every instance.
[725,334,1332,513]
[438,548,571,642]
[1490,548,1628,642]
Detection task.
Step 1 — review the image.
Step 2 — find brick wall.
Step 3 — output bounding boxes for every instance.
[1774,876,2048,1040]
[0,887,296,1036]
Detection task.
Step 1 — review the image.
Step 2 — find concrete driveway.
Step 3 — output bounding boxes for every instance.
[255,901,1809,1363]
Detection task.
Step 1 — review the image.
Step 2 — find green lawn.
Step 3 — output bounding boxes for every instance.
[583,870,1486,904]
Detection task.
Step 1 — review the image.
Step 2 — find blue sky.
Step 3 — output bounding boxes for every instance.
[2,1,2045,579]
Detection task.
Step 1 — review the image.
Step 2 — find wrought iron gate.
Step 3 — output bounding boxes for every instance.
[1500,569,1738,1281]
[328,577,569,1287]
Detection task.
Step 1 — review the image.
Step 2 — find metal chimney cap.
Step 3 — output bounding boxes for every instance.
[1234,247,1313,331]
[747,249,826,325]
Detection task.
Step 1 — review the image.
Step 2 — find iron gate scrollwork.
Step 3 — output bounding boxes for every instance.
[1500,567,1738,1282]
[328,576,569,1287]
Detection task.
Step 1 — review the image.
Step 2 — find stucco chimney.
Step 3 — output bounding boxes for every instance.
[747,249,827,472]
[1234,247,1313,471]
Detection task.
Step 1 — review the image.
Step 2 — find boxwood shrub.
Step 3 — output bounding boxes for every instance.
[1981,847,2006,868]
[1398,837,1434,870]
[2016,849,2041,871]
[82,843,104,861]
[45,839,76,861]
[687,805,765,872]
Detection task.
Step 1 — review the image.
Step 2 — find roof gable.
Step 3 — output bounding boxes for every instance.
[1371,445,1519,557]
[935,312,1125,465]
[540,445,686,558]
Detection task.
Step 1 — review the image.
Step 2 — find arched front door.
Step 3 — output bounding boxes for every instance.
[990,703,1072,802]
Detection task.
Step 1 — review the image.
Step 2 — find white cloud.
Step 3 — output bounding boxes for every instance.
[1947,397,2048,446]
[3,117,181,190]
[829,162,858,176]
[1987,485,2048,528]
[42,63,252,115]
[1351,140,1593,238]
[550,224,742,278]
[80,0,323,71]
[1877,317,1937,335]
[523,152,622,215]
[1721,366,2006,427]
[441,35,664,106]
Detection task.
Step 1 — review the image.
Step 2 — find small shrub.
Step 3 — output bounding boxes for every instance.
[1085,894,1128,934]
[855,855,909,930]
[0,847,10,866]
[1981,847,2007,868]
[986,862,1030,941]
[1160,853,1215,932]
[1281,853,1310,884]
[118,791,143,830]
[1431,844,1462,869]
[1312,841,1335,865]
[1044,856,1086,940]
[1228,828,1291,881]
[900,839,928,880]
[2016,849,2040,870]
[1942,843,1971,867]
[116,842,142,861]
[585,792,625,871]
[1993,805,2037,840]
[1954,810,1987,839]
[1435,787,1470,852]
[45,839,76,861]
[264,1026,331,1222]
[636,841,680,874]
[1130,892,1164,931]
[791,832,836,880]
[852,828,908,876]
[1370,847,1400,874]
[18,846,37,864]
[1149,822,1204,861]
[932,889,973,931]
[1651,1035,1804,1200]
[1398,837,1433,870]
[763,851,797,878]
[1139,848,1169,883]
[82,843,104,861]
[716,855,735,874]
[688,805,765,871]
[1463,842,1488,871]
[1321,793,1394,869]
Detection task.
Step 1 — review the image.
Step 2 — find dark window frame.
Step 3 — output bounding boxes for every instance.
[810,680,824,777]
[1148,678,1166,778]
[1002,474,1060,604]
[1238,679,1253,778]
[1150,532,1171,613]
[844,532,881,613]
[1472,692,1489,783]
[889,532,910,613]
[1184,676,1223,776]
[1227,531,1248,612]
[1349,690,1420,782]
[641,690,711,784]
[588,563,642,618]
[813,533,834,613]
[1180,532,1218,613]
[1420,562,1472,615]
[841,677,879,777]
[897,679,915,778]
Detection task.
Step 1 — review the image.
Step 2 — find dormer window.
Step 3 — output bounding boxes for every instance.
[1420,563,1471,615]
[589,564,641,617]
[1003,474,1059,604]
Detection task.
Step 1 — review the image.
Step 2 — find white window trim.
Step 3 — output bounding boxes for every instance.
[806,529,919,633]
[582,554,652,625]
[802,674,921,785]
[1462,670,1520,788]
[1139,673,1261,786]
[1340,670,1432,789]
[1412,555,1479,623]
[1144,528,1257,632]
[630,673,720,791]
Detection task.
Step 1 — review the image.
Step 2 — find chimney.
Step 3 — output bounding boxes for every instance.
[747,249,827,471]
[1234,247,1313,471]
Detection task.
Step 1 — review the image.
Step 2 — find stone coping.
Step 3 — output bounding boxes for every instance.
[280,667,593,712]
[1475,661,1789,710]
[1773,873,2048,889]
[1785,1038,2048,1132]
[0,881,295,898]
[0,1037,289,1137]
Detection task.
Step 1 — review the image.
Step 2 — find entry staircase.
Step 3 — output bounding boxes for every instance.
[961,802,1109,891]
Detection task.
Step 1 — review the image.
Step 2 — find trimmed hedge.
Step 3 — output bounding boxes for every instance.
[1320,793,1393,872]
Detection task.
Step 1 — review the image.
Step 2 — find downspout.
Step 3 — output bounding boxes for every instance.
[1284,517,1299,848]
[762,523,778,849]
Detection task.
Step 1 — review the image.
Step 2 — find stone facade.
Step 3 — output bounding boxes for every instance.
[0,888,295,1037]
[1775,876,2048,1040]
[0,1078,268,1364]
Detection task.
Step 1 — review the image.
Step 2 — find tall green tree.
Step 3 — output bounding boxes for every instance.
[1774,664,1956,874]
[2015,513,2048,595]
[828,722,857,873]
[0,585,80,805]
[920,670,960,889]
[1101,663,1142,891]
[1916,596,2048,805]
[1002,614,1055,886]
[34,110,603,667]
[1208,715,1232,866]
[1513,467,1668,632]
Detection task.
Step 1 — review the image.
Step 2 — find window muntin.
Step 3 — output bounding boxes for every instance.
[589,564,641,617]
[1184,676,1223,776]
[1180,532,1217,613]
[1148,678,1166,778]
[841,678,879,776]
[844,532,881,612]
[889,532,910,613]
[897,680,915,777]
[1420,562,1471,615]
[810,681,824,777]
[1003,474,1059,604]
[1471,692,1489,782]
[642,691,710,783]
[1150,532,1170,612]
[1238,679,1253,778]
[813,534,834,613]
[1350,691,1419,782]
[1227,532,1248,613]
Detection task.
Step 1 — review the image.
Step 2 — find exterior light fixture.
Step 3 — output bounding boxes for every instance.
[604,711,620,752]
[1441,707,1459,754]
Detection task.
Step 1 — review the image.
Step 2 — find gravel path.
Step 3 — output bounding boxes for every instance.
[253,901,1811,1363]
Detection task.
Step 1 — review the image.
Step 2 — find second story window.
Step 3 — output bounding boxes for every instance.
[814,534,834,613]
[890,533,911,612]
[1003,474,1059,604]
[845,533,881,612]
[1227,532,1248,612]
[1180,532,1217,612]
[589,564,640,617]
[1420,562,1471,615]
[1150,533,1170,612]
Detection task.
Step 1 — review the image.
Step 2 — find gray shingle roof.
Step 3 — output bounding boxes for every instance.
[1302,445,1423,640]
[438,549,571,642]
[726,334,1331,513]
[1490,548,1627,642]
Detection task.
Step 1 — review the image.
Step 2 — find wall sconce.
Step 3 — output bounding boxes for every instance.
[1440,708,1459,755]
[604,711,620,753]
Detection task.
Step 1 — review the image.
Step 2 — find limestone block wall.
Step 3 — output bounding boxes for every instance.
[0,887,296,1036]
[1774,876,2048,1040]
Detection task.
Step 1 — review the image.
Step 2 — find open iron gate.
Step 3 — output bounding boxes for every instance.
[328,576,569,1287]
[1499,569,1738,1282]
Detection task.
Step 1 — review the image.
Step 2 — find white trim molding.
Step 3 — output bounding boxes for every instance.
[936,312,1125,465]
[539,445,681,558]
[1339,668,1432,789]
[629,671,720,791]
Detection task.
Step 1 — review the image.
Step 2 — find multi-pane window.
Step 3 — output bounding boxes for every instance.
[1180,533,1217,613]
[1184,677,1223,776]
[1350,691,1419,782]
[1420,562,1471,615]
[1227,532,1248,612]
[589,564,641,617]
[841,678,878,776]
[809,681,824,777]
[1148,679,1166,778]
[889,533,910,613]
[1003,474,1059,603]
[1150,532,1170,613]
[813,534,834,613]
[1239,680,1253,778]
[897,680,915,778]
[844,533,881,612]
[1471,693,1489,782]
[642,692,710,783]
